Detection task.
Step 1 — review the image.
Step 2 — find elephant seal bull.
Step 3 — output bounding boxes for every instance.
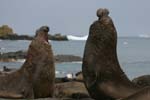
[29,26,55,98]
[0,26,55,99]
[82,8,141,100]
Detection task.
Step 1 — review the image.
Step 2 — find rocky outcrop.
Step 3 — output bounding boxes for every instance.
[0,25,68,41]
[0,25,67,41]
[0,34,68,41]
[48,34,68,41]
[0,25,14,36]
[0,51,82,62]
[0,51,26,61]
[55,55,82,62]
[0,34,33,40]
[0,25,32,40]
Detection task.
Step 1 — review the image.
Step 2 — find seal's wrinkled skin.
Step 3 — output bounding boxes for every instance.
[0,26,55,99]
[132,75,150,87]
[82,8,140,100]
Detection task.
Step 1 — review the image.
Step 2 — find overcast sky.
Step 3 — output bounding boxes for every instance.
[0,0,150,36]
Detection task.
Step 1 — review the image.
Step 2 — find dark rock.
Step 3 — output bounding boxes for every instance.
[0,25,68,41]
[55,77,73,83]
[0,34,33,40]
[48,34,68,41]
[0,50,27,59]
[0,34,68,41]
[55,55,82,63]
[0,51,82,63]
[3,66,12,72]
[0,66,17,75]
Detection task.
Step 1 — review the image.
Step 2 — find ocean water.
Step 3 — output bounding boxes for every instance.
[0,37,150,79]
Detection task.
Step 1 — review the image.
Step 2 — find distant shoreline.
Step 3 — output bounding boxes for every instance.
[0,34,150,41]
[0,34,68,41]
[0,50,82,63]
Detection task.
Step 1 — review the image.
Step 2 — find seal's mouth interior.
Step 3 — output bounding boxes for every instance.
[36,32,49,44]
[35,26,49,43]
[41,32,49,43]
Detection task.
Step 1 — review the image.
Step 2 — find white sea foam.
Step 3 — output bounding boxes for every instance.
[123,41,128,45]
[58,61,82,64]
[55,70,66,74]
[16,59,25,63]
[66,73,73,79]
[70,61,82,64]
[0,47,5,50]
[55,71,60,74]
[48,40,52,42]
[138,34,150,38]
[67,35,88,41]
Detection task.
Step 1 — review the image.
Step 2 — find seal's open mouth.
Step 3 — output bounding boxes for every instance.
[39,33,49,44]
[44,34,49,44]
[35,26,50,44]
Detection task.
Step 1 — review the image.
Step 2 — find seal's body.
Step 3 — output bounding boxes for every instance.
[30,29,55,98]
[132,75,150,87]
[82,8,139,100]
[0,26,55,99]
[0,67,33,98]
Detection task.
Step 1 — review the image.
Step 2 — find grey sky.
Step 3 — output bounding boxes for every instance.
[0,0,150,36]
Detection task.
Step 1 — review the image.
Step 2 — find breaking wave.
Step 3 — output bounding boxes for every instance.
[67,35,88,41]
[138,34,150,38]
